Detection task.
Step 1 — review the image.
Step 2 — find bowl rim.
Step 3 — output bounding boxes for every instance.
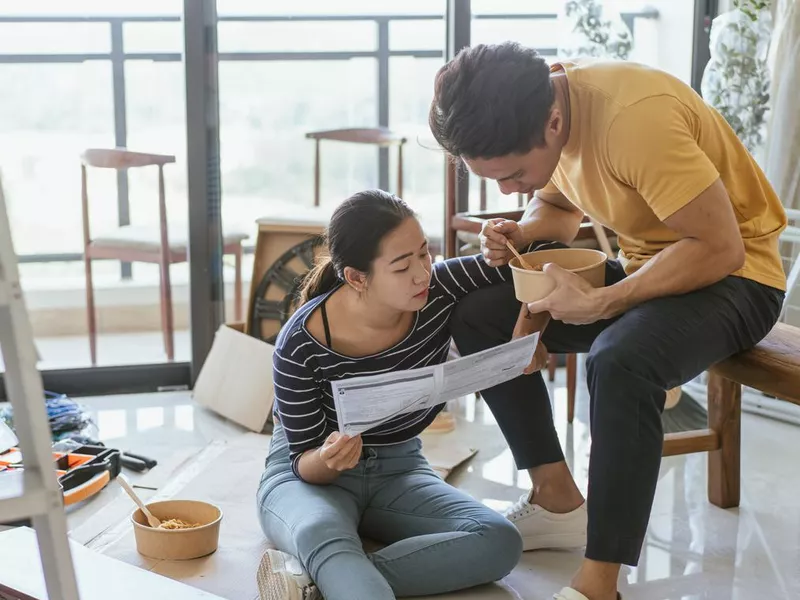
[509,248,608,275]
[130,499,223,533]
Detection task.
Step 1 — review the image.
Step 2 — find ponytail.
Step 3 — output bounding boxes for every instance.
[298,255,339,306]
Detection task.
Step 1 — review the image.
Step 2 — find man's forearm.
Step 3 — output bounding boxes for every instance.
[598,237,745,318]
[517,196,584,248]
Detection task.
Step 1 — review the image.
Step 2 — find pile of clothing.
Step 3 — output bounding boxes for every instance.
[0,391,98,442]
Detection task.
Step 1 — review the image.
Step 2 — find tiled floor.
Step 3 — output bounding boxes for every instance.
[63,368,800,600]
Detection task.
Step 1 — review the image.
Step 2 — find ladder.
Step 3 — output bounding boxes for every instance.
[0,174,80,599]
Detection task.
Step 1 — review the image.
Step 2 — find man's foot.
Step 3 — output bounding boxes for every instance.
[257,549,321,600]
[503,492,587,551]
[553,588,622,600]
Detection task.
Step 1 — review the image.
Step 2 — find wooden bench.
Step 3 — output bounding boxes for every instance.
[450,209,800,510]
[663,322,800,508]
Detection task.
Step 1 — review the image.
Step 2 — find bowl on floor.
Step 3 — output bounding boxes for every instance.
[131,499,222,560]
[509,247,608,303]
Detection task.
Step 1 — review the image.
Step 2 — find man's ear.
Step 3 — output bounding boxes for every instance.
[547,108,563,138]
[343,266,368,293]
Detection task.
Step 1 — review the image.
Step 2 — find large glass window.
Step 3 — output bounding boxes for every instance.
[0,0,706,391]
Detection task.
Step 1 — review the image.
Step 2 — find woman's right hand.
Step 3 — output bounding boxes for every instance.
[480,218,526,267]
[512,305,550,375]
[319,432,363,472]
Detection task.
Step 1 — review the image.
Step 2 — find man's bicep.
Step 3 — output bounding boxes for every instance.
[662,177,739,246]
[608,97,720,221]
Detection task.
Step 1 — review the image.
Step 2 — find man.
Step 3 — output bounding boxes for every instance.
[430,42,786,600]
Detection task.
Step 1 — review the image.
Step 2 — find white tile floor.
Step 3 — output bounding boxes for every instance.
[63,369,800,600]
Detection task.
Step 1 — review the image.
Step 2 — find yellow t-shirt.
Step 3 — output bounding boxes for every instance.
[544,60,787,291]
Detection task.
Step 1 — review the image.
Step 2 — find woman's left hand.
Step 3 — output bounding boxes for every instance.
[526,263,608,325]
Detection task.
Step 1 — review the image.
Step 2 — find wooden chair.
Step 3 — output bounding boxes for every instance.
[81,148,248,365]
[305,128,407,206]
[450,207,617,419]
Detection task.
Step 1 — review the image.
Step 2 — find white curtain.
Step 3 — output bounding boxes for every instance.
[764,0,800,211]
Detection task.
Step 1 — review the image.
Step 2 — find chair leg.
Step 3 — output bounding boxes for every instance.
[234,243,243,322]
[548,354,557,382]
[566,353,577,424]
[84,254,98,366]
[707,371,741,508]
[159,261,175,362]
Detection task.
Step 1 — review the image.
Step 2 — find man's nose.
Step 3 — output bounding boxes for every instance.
[497,180,519,195]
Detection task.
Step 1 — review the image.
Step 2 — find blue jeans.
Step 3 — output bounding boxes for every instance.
[257,425,522,600]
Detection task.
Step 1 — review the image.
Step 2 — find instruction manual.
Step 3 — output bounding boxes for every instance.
[332,332,540,435]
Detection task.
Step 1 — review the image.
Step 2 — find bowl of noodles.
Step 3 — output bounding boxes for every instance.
[131,499,223,560]
[509,248,608,303]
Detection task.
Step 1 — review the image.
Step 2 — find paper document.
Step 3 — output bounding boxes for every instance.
[332,332,540,436]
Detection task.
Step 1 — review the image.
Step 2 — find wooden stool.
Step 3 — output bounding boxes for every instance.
[662,322,800,508]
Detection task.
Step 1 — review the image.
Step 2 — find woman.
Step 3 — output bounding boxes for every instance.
[257,190,525,600]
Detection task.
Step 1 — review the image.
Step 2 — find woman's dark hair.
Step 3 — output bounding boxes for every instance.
[299,189,416,305]
[428,41,555,159]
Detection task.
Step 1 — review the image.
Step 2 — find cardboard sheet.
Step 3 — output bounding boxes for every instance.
[85,432,476,599]
[192,325,275,433]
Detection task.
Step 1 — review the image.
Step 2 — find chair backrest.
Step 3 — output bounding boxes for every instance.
[81,148,175,170]
[80,148,175,250]
[304,128,407,206]
[305,127,407,147]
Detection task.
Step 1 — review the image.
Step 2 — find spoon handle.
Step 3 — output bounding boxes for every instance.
[118,474,160,526]
[506,240,535,270]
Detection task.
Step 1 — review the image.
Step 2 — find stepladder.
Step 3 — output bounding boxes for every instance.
[0,173,81,599]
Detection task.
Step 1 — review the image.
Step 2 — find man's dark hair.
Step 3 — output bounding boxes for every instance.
[429,42,555,159]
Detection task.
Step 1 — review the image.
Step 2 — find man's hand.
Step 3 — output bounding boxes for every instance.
[480,219,526,267]
[527,263,609,325]
[512,305,551,374]
[319,432,363,472]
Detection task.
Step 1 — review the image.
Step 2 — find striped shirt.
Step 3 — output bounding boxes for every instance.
[272,254,511,479]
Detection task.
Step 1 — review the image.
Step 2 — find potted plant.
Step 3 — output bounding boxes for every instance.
[558,0,633,60]
[701,0,772,158]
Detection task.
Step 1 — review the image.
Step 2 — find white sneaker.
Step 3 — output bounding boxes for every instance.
[554,587,622,600]
[257,549,321,600]
[503,492,588,551]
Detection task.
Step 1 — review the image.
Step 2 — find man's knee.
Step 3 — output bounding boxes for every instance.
[586,338,669,412]
[586,342,637,379]
[451,286,495,329]
[449,283,517,346]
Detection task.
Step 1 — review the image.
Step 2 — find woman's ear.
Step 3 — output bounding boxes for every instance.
[342,266,368,293]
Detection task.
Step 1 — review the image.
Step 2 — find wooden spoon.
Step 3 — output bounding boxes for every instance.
[118,474,161,528]
[506,240,536,270]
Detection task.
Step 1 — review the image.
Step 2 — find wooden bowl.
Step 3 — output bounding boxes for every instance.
[131,499,222,560]
[509,248,608,303]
